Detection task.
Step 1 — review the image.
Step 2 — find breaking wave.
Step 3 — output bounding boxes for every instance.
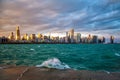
[36,58,70,69]
[115,53,120,57]
[30,48,35,51]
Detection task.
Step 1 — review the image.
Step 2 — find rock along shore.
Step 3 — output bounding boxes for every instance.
[0,65,120,80]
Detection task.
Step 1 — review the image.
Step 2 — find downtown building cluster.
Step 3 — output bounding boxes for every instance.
[0,26,115,44]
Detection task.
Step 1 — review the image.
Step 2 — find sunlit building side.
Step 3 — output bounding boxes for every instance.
[30,34,36,42]
[9,32,15,41]
[68,29,74,43]
[0,26,118,44]
[16,26,21,40]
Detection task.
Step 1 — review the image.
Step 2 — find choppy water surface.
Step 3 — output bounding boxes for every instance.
[0,44,120,71]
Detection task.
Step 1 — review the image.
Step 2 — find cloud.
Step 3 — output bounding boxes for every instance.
[0,0,120,41]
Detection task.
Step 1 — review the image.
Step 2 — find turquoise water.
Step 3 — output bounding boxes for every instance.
[0,44,120,71]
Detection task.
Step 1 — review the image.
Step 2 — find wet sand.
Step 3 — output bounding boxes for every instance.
[0,65,120,80]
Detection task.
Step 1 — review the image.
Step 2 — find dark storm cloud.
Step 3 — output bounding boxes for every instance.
[0,0,120,39]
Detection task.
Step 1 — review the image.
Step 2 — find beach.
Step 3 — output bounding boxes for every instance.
[0,65,120,80]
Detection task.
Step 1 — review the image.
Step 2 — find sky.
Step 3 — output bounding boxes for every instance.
[0,0,120,42]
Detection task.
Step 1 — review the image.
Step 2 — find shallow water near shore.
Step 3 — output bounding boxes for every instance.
[0,44,120,72]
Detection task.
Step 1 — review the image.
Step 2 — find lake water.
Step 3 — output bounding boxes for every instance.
[0,44,120,72]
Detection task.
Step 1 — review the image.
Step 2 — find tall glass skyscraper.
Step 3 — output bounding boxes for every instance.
[16,26,20,40]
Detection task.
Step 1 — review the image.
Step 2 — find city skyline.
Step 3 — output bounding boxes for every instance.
[0,0,120,42]
[0,26,115,44]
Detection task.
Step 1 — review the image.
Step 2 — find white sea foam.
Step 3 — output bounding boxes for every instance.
[104,70,110,74]
[30,48,35,51]
[115,53,120,57]
[38,46,40,48]
[36,58,70,69]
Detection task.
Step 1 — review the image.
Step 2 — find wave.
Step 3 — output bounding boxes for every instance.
[115,53,120,57]
[38,46,40,48]
[103,70,110,74]
[36,58,70,69]
[30,48,35,51]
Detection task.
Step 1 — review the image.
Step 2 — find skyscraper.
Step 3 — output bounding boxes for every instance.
[65,32,69,43]
[23,33,29,40]
[69,29,74,43]
[110,36,114,44]
[9,32,15,40]
[16,26,21,40]
[92,35,98,43]
[87,34,92,43]
[37,34,42,39]
[74,33,81,43]
[30,34,36,41]
[101,37,105,43]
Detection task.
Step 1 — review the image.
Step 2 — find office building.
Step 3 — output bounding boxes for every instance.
[37,34,42,39]
[0,37,1,43]
[74,33,81,43]
[16,26,21,40]
[92,35,98,43]
[65,32,69,43]
[110,36,114,44]
[9,32,15,40]
[68,29,74,43]
[23,33,29,40]
[87,34,92,43]
[30,34,36,41]
[0,36,8,43]
[101,37,105,43]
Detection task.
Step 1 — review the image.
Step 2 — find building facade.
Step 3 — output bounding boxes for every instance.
[110,36,114,44]
[68,29,74,43]
[16,26,21,40]
[9,32,15,41]
[74,33,81,43]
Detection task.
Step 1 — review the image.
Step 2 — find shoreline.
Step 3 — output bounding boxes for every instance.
[0,65,120,80]
[0,42,120,44]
